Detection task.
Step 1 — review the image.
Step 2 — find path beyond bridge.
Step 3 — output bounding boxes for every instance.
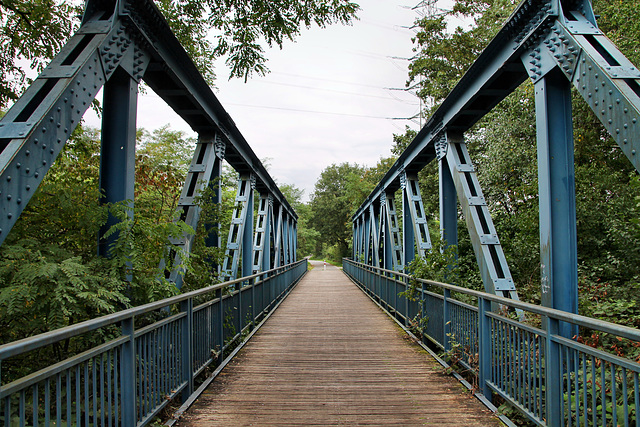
[178,261,499,426]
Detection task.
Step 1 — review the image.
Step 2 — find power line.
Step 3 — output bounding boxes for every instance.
[225,102,416,121]
[256,80,418,104]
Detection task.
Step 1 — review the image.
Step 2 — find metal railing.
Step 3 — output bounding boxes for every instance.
[0,260,307,426]
[344,259,640,426]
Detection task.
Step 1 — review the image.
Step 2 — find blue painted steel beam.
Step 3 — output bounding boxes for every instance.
[97,68,138,256]
[534,67,578,337]
[439,157,458,252]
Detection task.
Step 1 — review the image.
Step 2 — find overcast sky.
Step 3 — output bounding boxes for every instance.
[84,1,456,202]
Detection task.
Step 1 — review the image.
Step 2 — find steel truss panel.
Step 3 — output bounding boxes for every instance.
[444,132,516,296]
[222,175,254,280]
[402,173,431,260]
[165,135,225,288]
[252,195,272,274]
[384,192,403,272]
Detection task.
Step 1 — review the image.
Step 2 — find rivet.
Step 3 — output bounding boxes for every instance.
[7,176,11,182]
[16,199,21,205]
[25,151,30,156]
[42,160,47,165]
[35,172,39,178]
[624,124,628,129]
[616,128,620,134]
[7,213,12,219]
[42,128,46,133]
[6,195,10,201]
[42,144,46,150]
[50,149,54,154]
[25,168,29,174]
[633,150,636,156]
[26,186,30,191]
[16,163,20,169]
[624,139,628,144]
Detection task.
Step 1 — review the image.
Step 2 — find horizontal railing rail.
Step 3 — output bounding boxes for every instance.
[343,258,640,426]
[0,259,307,426]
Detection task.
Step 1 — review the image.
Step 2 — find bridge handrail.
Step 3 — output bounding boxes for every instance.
[0,259,306,360]
[343,258,640,342]
[344,258,640,426]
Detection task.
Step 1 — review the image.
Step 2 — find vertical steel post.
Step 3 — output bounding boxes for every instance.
[120,317,136,425]
[545,316,562,426]
[439,156,458,251]
[535,67,578,338]
[98,68,138,256]
[180,299,193,402]
[204,137,225,266]
[242,179,254,277]
[478,297,492,399]
[443,288,452,353]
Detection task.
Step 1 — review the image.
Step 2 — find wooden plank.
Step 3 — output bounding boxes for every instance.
[178,262,501,426]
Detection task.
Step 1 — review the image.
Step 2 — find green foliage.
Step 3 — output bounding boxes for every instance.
[0,0,81,108]
[0,0,360,107]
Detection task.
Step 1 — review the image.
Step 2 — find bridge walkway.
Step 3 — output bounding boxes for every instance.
[178,261,500,426]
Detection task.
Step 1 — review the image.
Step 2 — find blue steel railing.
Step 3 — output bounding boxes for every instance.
[0,260,307,426]
[343,259,640,426]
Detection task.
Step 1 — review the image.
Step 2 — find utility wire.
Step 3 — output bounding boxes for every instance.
[225,102,415,120]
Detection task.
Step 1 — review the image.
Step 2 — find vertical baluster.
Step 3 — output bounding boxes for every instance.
[591,356,597,427]
[56,373,62,427]
[634,372,639,427]
[19,389,25,427]
[107,350,113,427]
[601,359,607,427]
[582,353,587,427]
[92,358,98,424]
[44,379,50,426]
[84,362,89,427]
[612,364,618,427]
[114,348,119,427]
[623,367,629,427]
[32,383,38,427]
[76,365,81,427]
[66,370,71,426]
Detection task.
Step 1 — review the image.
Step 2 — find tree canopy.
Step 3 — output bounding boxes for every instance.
[0,0,359,108]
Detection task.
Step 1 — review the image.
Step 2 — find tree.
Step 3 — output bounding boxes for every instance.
[310,163,365,259]
[0,0,360,108]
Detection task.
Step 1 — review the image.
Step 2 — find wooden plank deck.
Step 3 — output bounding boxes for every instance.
[178,261,501,426]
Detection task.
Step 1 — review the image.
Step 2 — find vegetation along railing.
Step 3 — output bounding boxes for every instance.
[0,260,307,426]
[344,258,640,426]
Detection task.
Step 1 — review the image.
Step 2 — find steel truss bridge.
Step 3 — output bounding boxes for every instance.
[1,0,640,425]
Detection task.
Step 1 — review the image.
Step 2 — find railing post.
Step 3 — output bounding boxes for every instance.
[216,288,223,365]
[545,316,562,426]
[120,317,136,425]
[181,299,193,403]
[478,297,492,400]
[443,289,451,353]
